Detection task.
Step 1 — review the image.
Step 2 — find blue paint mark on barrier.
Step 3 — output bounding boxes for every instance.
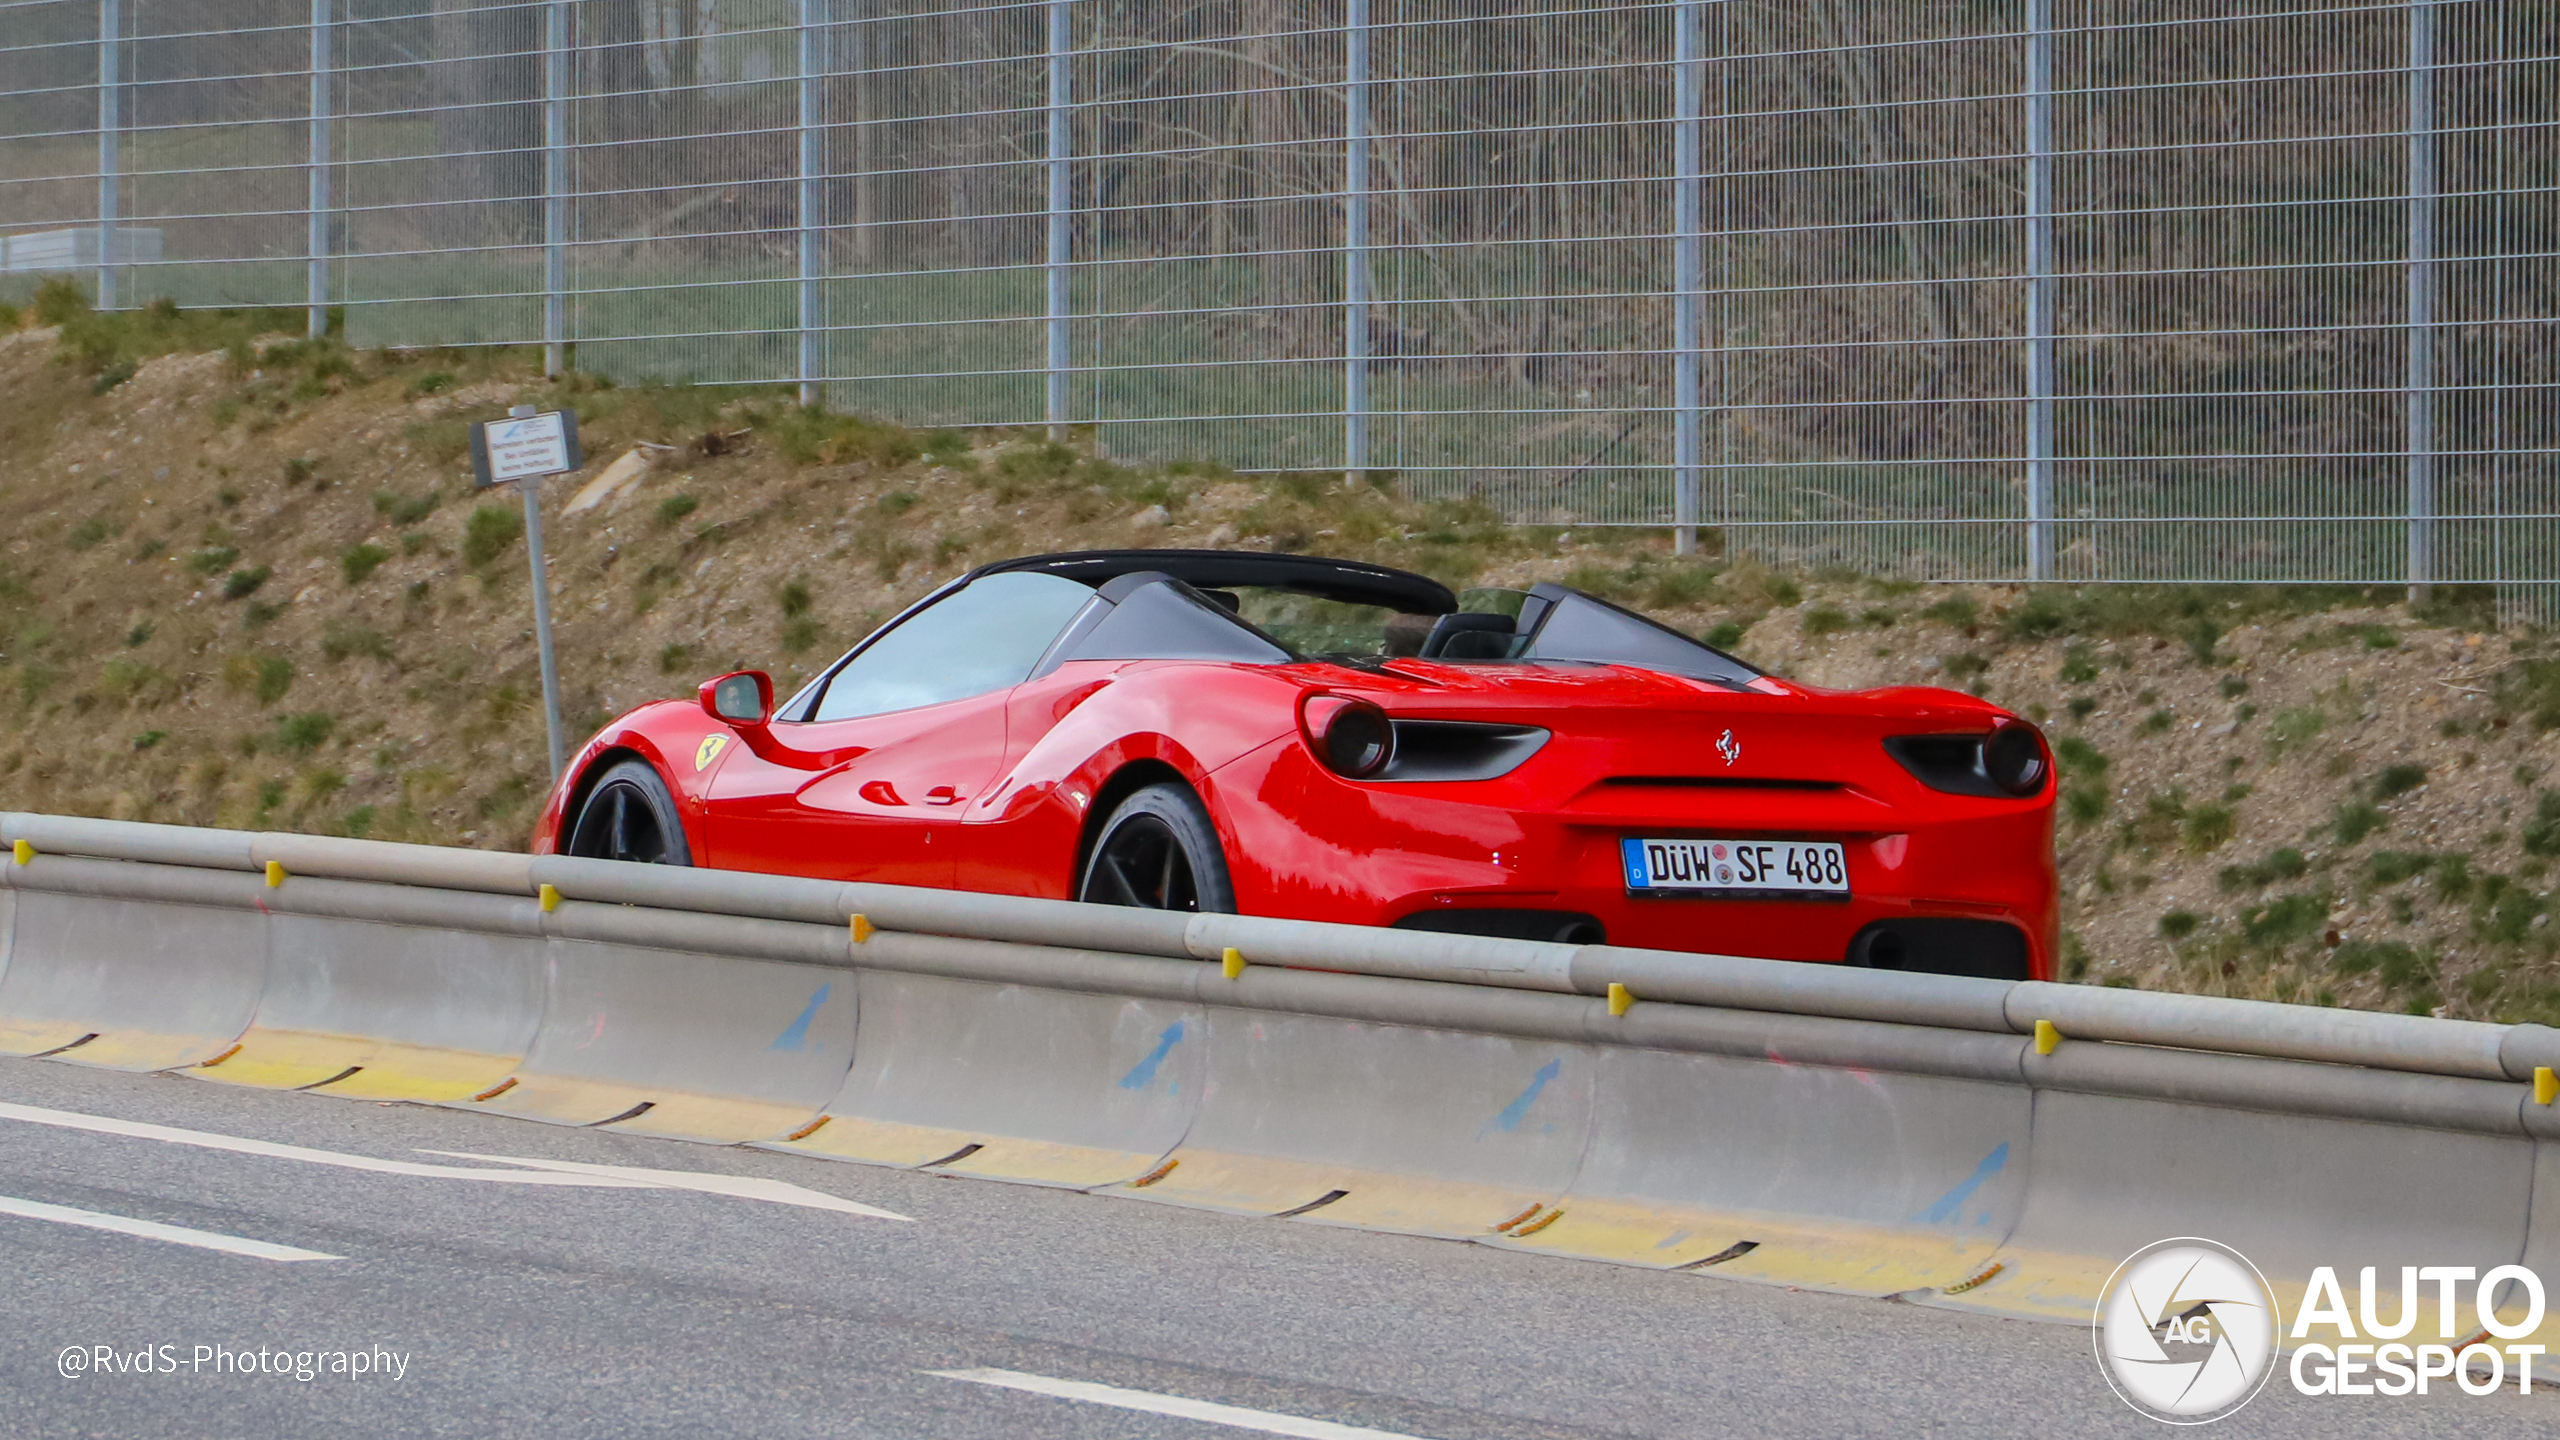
[1913,1142,2008,1224]
[1117,1021,1186,1090]
[1485,1058,1562,1135]
[769,983,831,1053]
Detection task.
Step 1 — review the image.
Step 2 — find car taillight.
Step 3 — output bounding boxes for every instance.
[1983,718,2050,797]
[1301,695,1395,779]
[1883,719,2050,799]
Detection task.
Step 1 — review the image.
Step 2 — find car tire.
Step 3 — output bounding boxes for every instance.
[1078,782,1236,913]
[563,758,694,866]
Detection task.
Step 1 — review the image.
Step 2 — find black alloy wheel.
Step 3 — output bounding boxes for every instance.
[1078,782,1236,913]
[563,758,694,866]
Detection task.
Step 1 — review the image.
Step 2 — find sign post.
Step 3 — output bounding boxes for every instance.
[469,405,583,781]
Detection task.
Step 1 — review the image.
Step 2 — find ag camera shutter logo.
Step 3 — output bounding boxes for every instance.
[2094,1238,2280,1423]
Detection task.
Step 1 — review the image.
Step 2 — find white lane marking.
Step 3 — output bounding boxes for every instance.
[928,1369,1445,1440]
[0,1101,910,1220]
[421,1152,913,1221]
[0,1194,340,1262]
[0,1101,655,1187]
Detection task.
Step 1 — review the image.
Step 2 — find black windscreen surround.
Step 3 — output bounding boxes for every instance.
[1040,573,1292,670]
[983,549,1457,615]
[1514,584,1763,688]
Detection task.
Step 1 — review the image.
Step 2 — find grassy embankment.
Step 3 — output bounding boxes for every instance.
[3,283,2557,1024]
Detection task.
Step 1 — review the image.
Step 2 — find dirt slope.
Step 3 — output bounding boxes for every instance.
[2,298,2555,1025]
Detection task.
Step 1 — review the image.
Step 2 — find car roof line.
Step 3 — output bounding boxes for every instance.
[974,549,1457,615]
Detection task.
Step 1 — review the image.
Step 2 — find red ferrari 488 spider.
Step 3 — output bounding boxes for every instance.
[534,550,2058,980]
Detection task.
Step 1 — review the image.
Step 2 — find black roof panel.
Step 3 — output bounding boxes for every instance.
[977,549,1457,615]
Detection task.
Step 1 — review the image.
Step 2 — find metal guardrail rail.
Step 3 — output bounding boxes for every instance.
[10,811,2555,1084]
[1,810,2555,1336]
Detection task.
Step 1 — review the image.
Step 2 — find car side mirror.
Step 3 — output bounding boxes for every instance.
[699,671,773,727]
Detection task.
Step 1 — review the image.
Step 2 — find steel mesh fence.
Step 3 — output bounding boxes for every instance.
[3,2,2555,610]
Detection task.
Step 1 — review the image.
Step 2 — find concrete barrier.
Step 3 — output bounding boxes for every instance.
[529,853,1197,958]
[196,896,546,1101]
[1933,1039,2543,1328]
[773,972,1201,1189]
[0,885,14,1036]
[0,859,266,1070]
[4,813,2557,1341]
[2524,1133,2560,1349]
[1932,1086,2537,1335]
[456,904,857,1143]
[1498,1041,2033,1296]
[17,810,2559,1082]
[1104,1004,1593,1240]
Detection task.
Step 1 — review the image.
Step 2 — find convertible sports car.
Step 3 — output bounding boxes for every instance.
[533,550,2057,980]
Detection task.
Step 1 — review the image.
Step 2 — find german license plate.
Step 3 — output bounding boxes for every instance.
[1621,837,1850,898]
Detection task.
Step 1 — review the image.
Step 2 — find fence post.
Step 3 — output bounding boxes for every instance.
[2406,0,2438,606]
[2024,0,2056,582]
[1343,0,1372,485]
[1672,1,1703,556]
[1045,0,1072,440]
[306,0,331,338]
[798,0,827,408]
[96,0,118,310]
[541,0,570,376]
[849,2,877,265]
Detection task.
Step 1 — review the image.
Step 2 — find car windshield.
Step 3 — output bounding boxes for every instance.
[807,570,1096,720]
[792,568,1759,706]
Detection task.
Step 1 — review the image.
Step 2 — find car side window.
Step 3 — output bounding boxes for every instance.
[808,571,1095,722]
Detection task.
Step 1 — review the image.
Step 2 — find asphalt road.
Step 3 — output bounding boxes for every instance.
[0,1056,2535,1439]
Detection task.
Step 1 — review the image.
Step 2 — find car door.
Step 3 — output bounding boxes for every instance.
[702,696,1009,886]
[951,573,1301,895]
[949,660,1126,895]
[702,570,1098,887]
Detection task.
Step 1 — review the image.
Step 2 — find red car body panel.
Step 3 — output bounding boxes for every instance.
[535,560,2058,980]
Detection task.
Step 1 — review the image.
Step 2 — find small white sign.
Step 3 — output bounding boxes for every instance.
[471,410,582,487]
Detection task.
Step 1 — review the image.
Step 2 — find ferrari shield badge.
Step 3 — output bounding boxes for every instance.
[695,734,730,771]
